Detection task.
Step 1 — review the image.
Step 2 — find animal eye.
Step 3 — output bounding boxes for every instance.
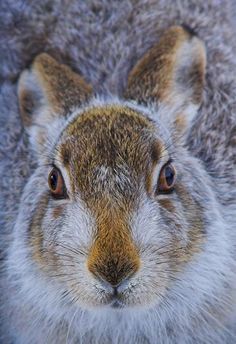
[157,162,176,194]
[48,167,67,199]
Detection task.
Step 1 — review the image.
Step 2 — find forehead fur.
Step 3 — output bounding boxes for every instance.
[58,105,163,204]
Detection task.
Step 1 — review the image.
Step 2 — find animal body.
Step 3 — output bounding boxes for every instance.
[0,2,236,344]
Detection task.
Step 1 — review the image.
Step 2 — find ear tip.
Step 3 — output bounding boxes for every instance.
[34,52,52,62]
[17,69,32,95]
[33,52,56,70]
[17,71,35,126]
[178,24,206,67]
[181,24,198,37]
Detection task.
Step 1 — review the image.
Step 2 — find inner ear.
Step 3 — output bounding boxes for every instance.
[18,53,93,128]
[124,25,206,129]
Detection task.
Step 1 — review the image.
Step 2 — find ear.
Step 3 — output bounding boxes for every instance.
[124,25,206,132]
[18,53,93,150]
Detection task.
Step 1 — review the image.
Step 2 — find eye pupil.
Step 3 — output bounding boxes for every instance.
[157,162,176,194]
[48,167,68,199]
[165,165,174,187]
[50,171,58,190]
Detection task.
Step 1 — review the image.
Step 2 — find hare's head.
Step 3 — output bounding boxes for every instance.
[16,26,213,312]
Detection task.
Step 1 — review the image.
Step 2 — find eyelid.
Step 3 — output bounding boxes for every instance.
[148,155,171,195]
[162,158,173,169]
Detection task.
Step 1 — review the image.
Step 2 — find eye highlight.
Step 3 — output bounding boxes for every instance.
[156,162,176,194]
[48,167,68,199]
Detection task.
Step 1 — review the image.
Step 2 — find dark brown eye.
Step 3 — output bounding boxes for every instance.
[48,167,67,199]
[157,162,176,194]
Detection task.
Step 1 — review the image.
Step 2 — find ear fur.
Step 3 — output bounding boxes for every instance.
[18,53,93,152]
[124,25,206,132]
[18,53,93,127]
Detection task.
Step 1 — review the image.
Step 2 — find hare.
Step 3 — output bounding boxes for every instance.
[1,25,236,344]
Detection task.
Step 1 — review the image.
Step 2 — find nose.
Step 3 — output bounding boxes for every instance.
[87,213,140,288]
[88,255,139,288]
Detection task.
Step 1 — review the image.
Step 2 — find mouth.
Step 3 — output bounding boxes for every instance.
[109,298,125,309]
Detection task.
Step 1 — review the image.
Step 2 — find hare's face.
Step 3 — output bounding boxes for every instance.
[26,103,207,310]
[17,26,208,311]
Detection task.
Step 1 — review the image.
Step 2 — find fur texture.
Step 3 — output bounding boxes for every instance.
[0,1,236,344]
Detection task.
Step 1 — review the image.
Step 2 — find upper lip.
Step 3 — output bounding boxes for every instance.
[94,280,128,308]
[109,288,125,309]
[109,297,125,309]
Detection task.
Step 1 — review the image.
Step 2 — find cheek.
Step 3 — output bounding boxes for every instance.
[159,185,205,262]
[131,200,173,248]
[175,183,205,257]
[46,202,96,280]
[130,196,203,281]
[130,202,175,282]
[60,203,95,249]
[44,201,95,249]
[52,205,64,219]
[159,198,188,239]
[29,195,50,267]
[29,202,95,282]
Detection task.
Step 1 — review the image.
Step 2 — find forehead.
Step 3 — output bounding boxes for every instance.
[58,105,163,201]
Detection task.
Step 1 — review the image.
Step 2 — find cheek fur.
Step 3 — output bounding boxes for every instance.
[158,183,205,263]
[128,187,206,305]
[29,194,50,267]
[52,205,64,219]
[29,196,69,275]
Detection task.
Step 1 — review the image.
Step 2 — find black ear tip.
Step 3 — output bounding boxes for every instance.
[181,24,198,37]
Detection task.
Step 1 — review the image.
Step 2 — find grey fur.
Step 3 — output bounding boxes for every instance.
[0,0,236,343]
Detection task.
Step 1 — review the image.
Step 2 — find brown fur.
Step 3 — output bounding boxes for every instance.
[124,26,206,107]
[176,183,205,255]
[59,105,156,200]
[30,196,61,271]
[53,205,64,219]
[87,208,140,286]
[18,53,93,126]
[159,183,205,267]
[29,195,49,266]
[34,53,93,114]
[18,89,36,126]
[59,105,158,281]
